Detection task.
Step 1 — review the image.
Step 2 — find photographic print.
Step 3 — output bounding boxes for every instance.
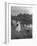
[5,2,37,45]
[11,6,32,39]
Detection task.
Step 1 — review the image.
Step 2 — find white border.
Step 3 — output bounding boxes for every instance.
[7,3,37,43]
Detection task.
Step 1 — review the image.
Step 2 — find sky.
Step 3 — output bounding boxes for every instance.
[11,6,32,16]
